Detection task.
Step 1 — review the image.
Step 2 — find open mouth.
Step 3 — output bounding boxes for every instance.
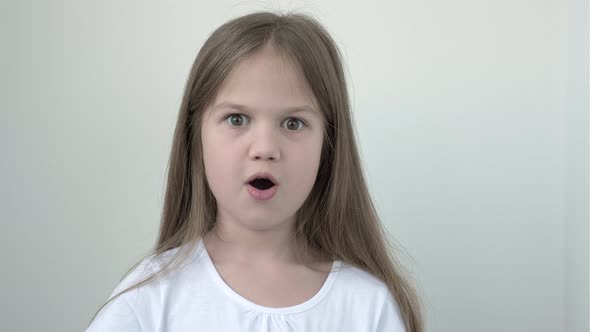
[249,178,275,190]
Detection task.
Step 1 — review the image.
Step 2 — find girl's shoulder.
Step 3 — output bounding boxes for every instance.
[332,261,404,328]
[107,243,198,300]
[87,246,198,332]
[331,261,397,305]
[335,261,390,291]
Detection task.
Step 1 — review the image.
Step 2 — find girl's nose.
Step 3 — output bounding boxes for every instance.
[248,124,281,161]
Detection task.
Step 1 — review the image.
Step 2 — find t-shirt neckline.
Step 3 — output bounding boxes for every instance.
[196,238,342,315]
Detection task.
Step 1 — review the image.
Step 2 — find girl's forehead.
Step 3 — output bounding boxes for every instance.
[215,46,317,106]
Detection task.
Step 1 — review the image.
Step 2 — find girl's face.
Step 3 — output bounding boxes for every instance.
[201,44,324,232]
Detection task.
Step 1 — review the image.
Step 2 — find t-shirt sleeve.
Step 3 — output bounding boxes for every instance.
[374,292,407,332]
[85,294,142,332]
[85,259,154,332]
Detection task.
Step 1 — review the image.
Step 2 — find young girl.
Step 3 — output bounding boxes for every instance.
[86,11,424,332]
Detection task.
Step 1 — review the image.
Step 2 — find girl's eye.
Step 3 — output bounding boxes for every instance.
[225,114,249,127]
[282,118,306,131]
[224,114,306,131]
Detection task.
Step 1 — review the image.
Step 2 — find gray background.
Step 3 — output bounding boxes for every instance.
[1,0,588,331]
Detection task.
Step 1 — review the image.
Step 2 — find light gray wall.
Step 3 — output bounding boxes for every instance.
[565,0,589,331]
[1,1,587,331]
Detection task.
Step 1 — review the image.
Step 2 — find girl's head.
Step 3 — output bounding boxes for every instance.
[177,12,349,253]
[200,42,325,236]
[90,11,424,332]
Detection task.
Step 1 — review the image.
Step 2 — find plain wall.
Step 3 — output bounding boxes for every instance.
[1,1,587,331]
[566,0,589,331]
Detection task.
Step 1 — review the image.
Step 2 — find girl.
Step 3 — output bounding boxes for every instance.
[86,11,424,332]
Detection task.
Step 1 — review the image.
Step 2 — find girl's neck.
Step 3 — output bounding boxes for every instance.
[203,223,300,266]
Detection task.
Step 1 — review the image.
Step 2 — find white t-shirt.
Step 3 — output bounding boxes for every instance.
[86,238,406,331]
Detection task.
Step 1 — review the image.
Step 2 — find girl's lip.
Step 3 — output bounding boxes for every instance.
[245,171,278,185]
[247,184,278,201]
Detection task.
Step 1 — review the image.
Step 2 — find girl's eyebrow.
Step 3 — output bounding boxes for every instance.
[213,101,318,116]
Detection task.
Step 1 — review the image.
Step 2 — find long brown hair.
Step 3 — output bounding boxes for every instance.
[88,11,425,331]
